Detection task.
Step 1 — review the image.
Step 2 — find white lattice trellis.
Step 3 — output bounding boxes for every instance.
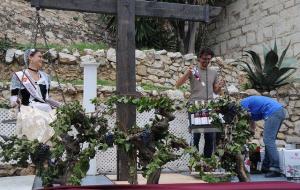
[0,108,205,174]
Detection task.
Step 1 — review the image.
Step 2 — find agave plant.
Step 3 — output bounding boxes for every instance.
[238,42,300,91]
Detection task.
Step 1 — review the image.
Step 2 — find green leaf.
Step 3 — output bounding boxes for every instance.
[245,50,262,73]
[263,49,278,74]
[277,41,291,68]
[279,58,299,69]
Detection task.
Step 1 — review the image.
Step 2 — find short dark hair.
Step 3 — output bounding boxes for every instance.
[199,47,214,58]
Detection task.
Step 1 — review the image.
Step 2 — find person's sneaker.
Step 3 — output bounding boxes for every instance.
[260,167,269,173]
[265,171,281,177]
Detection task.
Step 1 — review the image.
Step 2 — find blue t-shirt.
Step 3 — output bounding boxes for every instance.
[240,96,283,121]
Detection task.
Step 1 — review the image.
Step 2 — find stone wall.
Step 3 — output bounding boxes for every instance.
[1,47,243,89]
[208,0,300,62]
[0,0,112,44]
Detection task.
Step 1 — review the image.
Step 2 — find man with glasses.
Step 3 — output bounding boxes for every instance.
[176,47,224,157]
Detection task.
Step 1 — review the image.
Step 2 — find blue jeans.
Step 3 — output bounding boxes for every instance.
[262,108,285,172]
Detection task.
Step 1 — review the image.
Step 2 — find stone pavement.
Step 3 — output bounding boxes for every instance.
[106,173,206,184]
[0,175,35,190]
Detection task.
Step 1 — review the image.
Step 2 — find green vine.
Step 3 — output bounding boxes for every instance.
[187,96,256,182]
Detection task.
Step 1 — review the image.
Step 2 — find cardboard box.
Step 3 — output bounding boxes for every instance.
[283,149,300,178]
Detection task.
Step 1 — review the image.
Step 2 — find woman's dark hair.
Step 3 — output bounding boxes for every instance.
[24,48,42,66]
[29,48,41,57]
[199,47,214,57]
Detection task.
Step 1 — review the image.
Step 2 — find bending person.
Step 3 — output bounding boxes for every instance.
[241,95,286,177]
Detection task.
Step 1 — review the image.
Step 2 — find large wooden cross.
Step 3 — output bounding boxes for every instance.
[31,0,222,180]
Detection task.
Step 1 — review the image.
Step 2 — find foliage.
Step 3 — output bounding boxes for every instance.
[187,97,256,182]
[0,99,10,109]
[237,42,300,91]
[0,101,111,186]
[101,0,225,53]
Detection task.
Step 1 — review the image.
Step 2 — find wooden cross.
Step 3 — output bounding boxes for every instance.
[31,0,222,181]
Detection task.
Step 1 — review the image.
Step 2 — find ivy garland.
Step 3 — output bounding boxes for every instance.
[187,97,256,182]
[0,95,255,185]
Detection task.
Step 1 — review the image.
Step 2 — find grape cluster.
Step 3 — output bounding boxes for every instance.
[31,143,50,164]
[221,103,239,124]
[140,128,151,145]
[105,132,114,146]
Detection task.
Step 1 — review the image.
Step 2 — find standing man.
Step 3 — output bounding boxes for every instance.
[176,47,223,158]
[241,95,286,177]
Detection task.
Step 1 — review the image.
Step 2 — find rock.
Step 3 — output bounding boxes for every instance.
[250,139,260,145]
[72,49,81,58]
[241,89,261,96]
[277,85,290,96]
[49,48,58,59]
[289,96,299,101]
[147,68,164,77]
[165,89,184,101]
[295,100,300,108]
[291,115,300,122]
[59,53,77,64]
[66,83,77,95]
[289,101,296,108]
[94,49,106,57]
[286,136,300,144]
[279,124,289,132]
[80,55,98,65]
[156,50,167,55]
[184,91,191,99]
[5,48,16,63]
[170,66,178,71]
[269,90,277,97]
[256,120,264,129]
[152,90,158,96]
[288,88,298,95]
[14,49,24,59]
[135,50,146,60]
[83,49,94,55]
[227,84,239,95]
[1,90,10,100]
[275,140,286,147]
[61,48,70,54]
[277,133,286,140]
[107,48,116,62]
[137,65,147,76]
[148,75,159,83]
[284,120,294,128]
[295,121,300,135]
[151,61,163,69]
[183,53,195,61]
[100,86,116,92]
[167,52,182,58]
[160,55,172,64]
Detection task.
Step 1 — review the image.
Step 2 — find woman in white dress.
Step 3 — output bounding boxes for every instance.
[10,49,55,112]
[10,49,58,143]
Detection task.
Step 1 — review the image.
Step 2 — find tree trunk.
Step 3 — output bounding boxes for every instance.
[147,168,162,184]
[235,154,250,182]
[187,22,200,53]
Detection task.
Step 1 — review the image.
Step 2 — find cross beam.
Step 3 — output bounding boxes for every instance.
[31,0,222,22]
